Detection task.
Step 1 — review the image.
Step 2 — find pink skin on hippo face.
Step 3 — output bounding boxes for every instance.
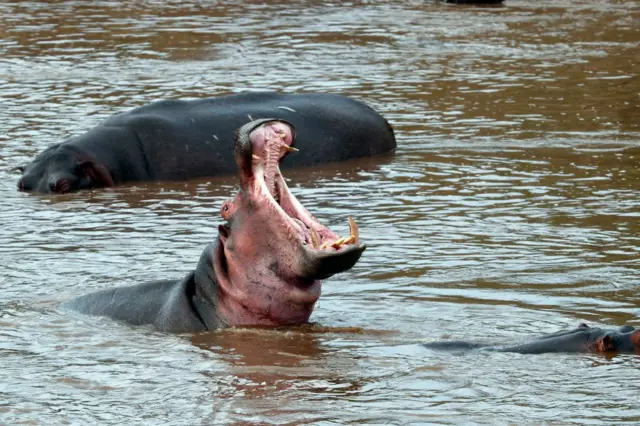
[213,119,366,327]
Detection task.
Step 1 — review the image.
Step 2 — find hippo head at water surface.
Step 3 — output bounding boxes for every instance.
[16,143,113,194]
[424,323,640,355]
[65,118,366,331]
[212,118,367,325]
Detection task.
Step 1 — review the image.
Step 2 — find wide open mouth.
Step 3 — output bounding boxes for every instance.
[233,119,367,279]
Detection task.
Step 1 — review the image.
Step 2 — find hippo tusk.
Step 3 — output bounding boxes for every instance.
[333,237,348,246]
[317,218,359,250]
[348,217,358,242]
[332,237,354,249]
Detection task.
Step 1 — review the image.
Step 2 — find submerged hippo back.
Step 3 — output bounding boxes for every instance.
[101,92,396,181]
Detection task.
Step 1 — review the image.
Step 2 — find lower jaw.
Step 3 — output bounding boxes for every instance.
[291,279,322,302]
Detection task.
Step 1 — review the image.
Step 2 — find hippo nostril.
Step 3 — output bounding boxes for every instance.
[60,180,70,193]
[59,180,70,193]
[49,179,70,194]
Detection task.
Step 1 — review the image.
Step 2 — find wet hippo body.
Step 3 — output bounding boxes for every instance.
[64,245,229,332]
[64,119,366,332]
[423,324,640,355]
[18,92,396,194]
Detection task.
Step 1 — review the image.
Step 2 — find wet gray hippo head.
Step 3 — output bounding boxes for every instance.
[16,144,113,194]
[213,118,367,326]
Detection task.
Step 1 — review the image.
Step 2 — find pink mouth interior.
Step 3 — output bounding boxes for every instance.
[245,122,361,253]
[276,175,340,249]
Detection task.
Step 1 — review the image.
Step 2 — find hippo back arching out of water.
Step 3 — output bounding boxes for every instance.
[17,92,396,194]
[423,323,640,355]
[64,119,366,332]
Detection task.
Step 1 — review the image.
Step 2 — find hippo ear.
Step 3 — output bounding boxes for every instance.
[79,161,114,187]
[631,330,640,349]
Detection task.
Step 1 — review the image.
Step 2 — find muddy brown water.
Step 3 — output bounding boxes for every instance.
[1,1,639,424]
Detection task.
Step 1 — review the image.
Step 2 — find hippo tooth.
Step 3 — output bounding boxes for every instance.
[316,219,359,250]
[252,154,261,160]
[334,237,347,246]
[333,236,356,249]
[348,217,359,241]
[331,237,348,249]
[319,240,333,249]
[284,145,299,152]
[310,228,321,248]
[320,236,345,250]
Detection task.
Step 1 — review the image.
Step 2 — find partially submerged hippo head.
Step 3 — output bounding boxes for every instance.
[583,324,640,354]
[16,144,113,194]
[212,119,366,326]
[424,323,640,355]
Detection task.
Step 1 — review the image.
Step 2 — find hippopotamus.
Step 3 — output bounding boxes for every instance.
[423,324,640,355]
[17,92,396,194]
[63,119,366,332]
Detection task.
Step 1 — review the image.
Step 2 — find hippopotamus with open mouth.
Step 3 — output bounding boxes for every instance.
[423,323,640,355]
[64,119,366,332]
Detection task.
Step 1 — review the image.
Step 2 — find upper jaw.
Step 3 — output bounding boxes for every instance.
[237,120,366,278]
[235,118,296,179]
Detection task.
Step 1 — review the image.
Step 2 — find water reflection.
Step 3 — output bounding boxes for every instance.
[192,327,370,398]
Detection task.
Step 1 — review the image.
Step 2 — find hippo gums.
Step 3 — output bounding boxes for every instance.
[17,92,396,194]
[64,119,366,332]
[423,323,640,355]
